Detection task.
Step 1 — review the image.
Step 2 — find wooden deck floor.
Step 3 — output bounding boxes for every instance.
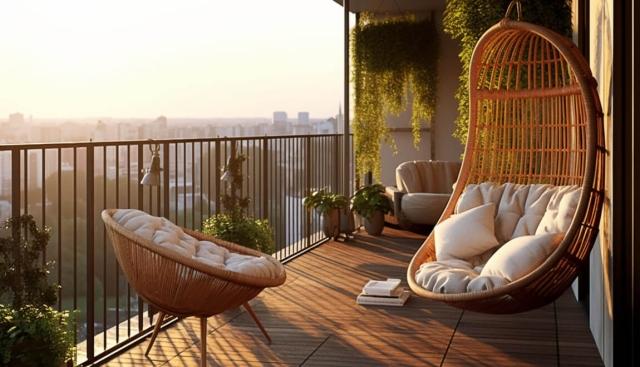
[105,227,603,367]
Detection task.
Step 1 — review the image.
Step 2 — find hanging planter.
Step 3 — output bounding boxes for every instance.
[352,13,439,178]
[442,0,572,146]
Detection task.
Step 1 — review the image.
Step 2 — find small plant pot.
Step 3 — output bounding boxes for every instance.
[339,208,355,234]
[322,208,341,239]
[364,211,385,236]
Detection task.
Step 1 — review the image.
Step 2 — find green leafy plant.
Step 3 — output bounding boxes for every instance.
[350,184,391,220]
[352,13,439,178]
[0,305,75,367]
[0,215,57,308]
[202,215,274,255]
[0,215,75,366]
[303,189,349,215]
[202,153,275,254]
[443,0,572,145]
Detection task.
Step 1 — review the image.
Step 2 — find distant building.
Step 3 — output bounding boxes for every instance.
[336,104,344,134]
[139,116,169,139]
[153,115,168,129]
[117,123,139,140]
[5,113,28,141]
[273,111,288,124]
[297,112,310,124]
[0,153,11,197]
[315,119,336,134]
[272,111,290,134]
[325,117,338,134]
[292,112,311,135]
[94,120,113,141]
[9,113,25,125]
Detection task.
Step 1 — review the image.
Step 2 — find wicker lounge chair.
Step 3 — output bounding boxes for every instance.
[102,209,287,366]
[407,2,605,314]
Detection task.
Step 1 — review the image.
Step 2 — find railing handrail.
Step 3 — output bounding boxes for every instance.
[0,133,348,151]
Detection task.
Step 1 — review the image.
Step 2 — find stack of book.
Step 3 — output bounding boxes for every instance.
[356,278,410,306]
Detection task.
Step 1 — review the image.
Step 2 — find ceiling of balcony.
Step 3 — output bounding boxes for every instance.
[332,0,446,13]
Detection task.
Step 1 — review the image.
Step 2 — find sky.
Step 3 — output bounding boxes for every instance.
[0,0,349,119]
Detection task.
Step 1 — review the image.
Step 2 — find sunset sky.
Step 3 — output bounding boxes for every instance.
[0,0,349,119]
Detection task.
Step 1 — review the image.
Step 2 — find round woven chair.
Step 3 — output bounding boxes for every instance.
[407,5,605,314]
[102,209,286,366]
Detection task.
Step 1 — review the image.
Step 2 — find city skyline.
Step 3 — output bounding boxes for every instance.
[0,0,351,119]
[0,107,344,144]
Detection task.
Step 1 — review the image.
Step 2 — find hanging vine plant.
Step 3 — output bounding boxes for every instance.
[352,13,439,178]
[443,0,572,146]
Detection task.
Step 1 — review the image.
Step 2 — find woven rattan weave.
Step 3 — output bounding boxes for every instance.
[407,12,605,314]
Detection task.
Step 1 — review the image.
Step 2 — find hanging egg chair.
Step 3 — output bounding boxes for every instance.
[407,2,605,314]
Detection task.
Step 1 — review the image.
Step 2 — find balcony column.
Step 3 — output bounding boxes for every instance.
[343,0,350,196]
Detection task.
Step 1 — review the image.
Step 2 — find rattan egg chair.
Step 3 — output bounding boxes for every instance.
[407,3,605,314]
[102,209,287,366]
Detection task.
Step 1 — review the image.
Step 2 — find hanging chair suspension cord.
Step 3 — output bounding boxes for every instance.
[505,0,523,21]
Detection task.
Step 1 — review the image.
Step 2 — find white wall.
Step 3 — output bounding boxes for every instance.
[583,1,614,366]
[379,10,463,186]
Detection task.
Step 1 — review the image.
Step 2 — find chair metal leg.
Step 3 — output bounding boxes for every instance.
[200,317,208,367]
[243,303,271,344]
[145,312,166,356]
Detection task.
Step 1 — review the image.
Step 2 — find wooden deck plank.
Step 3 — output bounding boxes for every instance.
[104,227,603,366]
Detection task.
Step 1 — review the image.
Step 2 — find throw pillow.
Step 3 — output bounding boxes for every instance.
[435,202,499,261]
[479,232,564,282]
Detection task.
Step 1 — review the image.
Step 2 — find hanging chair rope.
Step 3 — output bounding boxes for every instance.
[504,0,522,21]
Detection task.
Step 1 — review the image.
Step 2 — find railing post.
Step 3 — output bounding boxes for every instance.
[10,149,22,310]
[137,143,145,331]
[86,145,95,360]
[163,143,170,219]
[334,135,340,193]
[214,140,221,214]
[305,136,312,247]
[262,138,269,220]
[11,149,21,221]
[343,0,351,197]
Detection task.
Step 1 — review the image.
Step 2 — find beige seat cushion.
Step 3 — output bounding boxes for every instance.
[512,184,558,238]
[455,182,505,214]
[536,186,582,235]
[113,209,279,278]
[400,193,450,225]
[494,183,530,243]
[395,160,461,193]
[415,259,479,294]
[455,182,580,242]
[416,182,583,294]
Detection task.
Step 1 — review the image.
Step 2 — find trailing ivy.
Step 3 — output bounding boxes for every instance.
[352,13,439,178]
[443,0,572,145]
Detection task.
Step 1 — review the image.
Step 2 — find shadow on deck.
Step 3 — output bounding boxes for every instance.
[105,227,603,366]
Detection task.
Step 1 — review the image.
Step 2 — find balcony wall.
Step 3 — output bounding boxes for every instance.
[378,9,464,186]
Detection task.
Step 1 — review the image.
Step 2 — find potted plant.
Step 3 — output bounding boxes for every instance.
[350,184,391,236]
[202,153,275,254]
[0,215,75,367]
[303,189,349,239]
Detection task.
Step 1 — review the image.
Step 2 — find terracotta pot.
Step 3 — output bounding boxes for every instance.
[322,208,341,239]
[339,208,355,234]
[364,211,385,236]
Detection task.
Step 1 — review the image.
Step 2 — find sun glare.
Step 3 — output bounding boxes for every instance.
[0,0,345,118]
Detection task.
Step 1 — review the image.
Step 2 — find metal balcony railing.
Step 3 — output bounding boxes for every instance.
[0,133,353,365]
